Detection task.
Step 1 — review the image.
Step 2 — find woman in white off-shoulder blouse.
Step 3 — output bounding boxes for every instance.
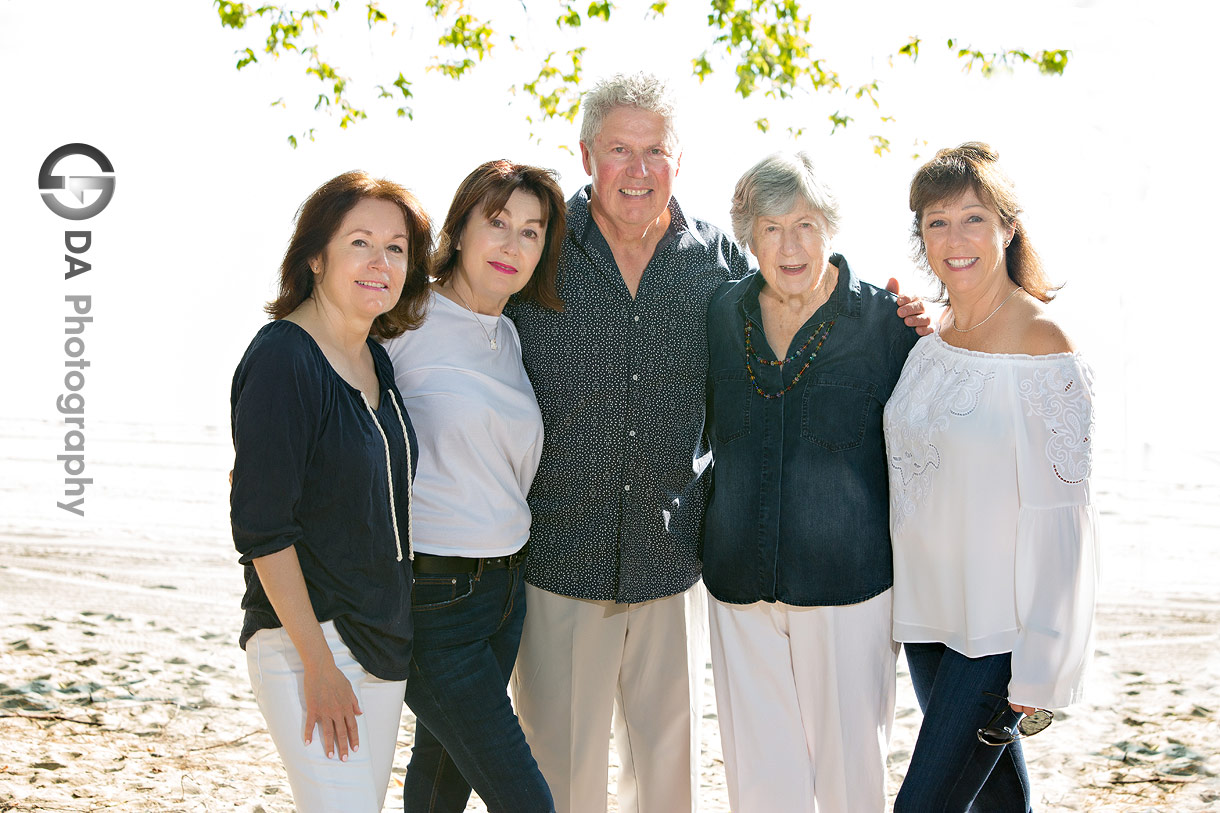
[884,143,1099,813]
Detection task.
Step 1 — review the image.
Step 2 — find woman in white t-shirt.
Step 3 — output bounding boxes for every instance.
[382,160,565,813]
[884,143,1099,812]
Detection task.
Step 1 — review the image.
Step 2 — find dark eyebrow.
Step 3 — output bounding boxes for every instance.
[344,228,408,240]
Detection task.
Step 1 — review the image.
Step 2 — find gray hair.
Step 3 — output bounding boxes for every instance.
[730,151,841,250]
[579,72,679,149]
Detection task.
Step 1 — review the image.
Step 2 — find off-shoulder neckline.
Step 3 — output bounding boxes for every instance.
[928,331,1085,363]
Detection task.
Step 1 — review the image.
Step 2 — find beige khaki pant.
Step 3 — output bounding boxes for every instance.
[708,590,898,813]
[512,583,708,813]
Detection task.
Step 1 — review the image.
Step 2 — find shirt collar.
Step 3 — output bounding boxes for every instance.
[740,253,862,322]
[569,185,703,249]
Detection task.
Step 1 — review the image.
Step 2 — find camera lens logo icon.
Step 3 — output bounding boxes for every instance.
[39,143,116,221]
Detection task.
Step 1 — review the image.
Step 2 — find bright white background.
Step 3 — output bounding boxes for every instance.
[1,0,1214,525]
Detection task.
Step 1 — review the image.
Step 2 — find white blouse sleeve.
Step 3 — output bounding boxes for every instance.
[1008,356,1100,709]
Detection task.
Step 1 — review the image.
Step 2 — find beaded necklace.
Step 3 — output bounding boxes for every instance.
[744,318,835,399]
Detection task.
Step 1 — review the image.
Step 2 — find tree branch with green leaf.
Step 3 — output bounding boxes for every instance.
[213,0,1069,151]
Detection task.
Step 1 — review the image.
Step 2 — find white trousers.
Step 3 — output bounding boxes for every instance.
[512,583,708,813]
[708,590,898,813]
[245,620,406,813]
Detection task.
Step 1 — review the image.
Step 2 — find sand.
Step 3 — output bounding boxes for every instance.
[2,420,1217,812]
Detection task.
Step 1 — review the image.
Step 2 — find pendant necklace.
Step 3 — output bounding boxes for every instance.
[949,286,1023,333]
[450,286,500,350]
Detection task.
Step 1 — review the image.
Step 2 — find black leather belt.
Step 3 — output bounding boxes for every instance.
[412,548,528,575]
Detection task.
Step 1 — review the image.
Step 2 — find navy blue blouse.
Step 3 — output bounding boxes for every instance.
[702,255,918,606]
[230,320,418,680]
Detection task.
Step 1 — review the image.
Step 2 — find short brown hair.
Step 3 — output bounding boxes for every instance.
[909,142,1058,303]
[401,160,565,318]
[266,170,433,338]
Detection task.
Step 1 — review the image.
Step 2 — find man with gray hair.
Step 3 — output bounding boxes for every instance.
[508,72,926,812]
[508,71,741,813]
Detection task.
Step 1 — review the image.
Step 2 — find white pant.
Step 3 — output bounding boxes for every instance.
[512,583,707,813]
[245,620,406,813]
[708,591,898,813]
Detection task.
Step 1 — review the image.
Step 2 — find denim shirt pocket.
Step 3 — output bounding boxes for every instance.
[711,369,752,444]
[800,373,877,451]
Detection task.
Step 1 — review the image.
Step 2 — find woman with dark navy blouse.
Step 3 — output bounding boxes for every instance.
[702,152,919,812]
[230,171,431,813]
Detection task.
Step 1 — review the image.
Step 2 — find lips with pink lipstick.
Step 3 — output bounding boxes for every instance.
[779,263,807,276]
[489,261,518,275]
[944,258,978,270]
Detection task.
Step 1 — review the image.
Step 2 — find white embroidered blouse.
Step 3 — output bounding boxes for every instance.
[883,333,1099,709]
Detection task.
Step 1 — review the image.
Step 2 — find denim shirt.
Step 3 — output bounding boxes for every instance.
[702,255,918,606]
[508,187,750,603]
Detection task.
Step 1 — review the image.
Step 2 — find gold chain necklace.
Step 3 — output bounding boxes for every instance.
[949,286,1023,333]
[449,285,500,350]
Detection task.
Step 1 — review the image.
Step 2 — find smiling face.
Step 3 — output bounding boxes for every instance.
[453,188,545,312]
[312,197,409,321]
[920,187,1015,298]
[751,203,834,300]
[580,106,680,235]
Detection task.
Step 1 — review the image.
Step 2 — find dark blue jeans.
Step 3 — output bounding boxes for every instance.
[895,643,1032,813]
[403,562,554,813]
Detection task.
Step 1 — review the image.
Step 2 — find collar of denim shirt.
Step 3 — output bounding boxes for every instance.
[737,252,863,332]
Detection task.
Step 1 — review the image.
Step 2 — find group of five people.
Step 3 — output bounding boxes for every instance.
[230,72,1097,813]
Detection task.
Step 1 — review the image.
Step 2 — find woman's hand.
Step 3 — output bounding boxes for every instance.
[252,546,363,760]
[1009,702,1039,716]
[886,278,934,336]
[303,659,363,760]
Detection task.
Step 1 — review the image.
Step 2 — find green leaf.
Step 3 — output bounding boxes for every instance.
[828,111,852,133]
[217,1,1071,152]
[215,1,249,29]
[587,1,612,22]
[1037,49,1070,75]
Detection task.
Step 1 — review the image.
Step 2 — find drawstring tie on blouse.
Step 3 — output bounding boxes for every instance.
[361,390,414,562]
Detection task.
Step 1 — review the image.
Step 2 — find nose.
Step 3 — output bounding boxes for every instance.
[781,227,800,255]
[626,151,648,178]
[368,244,399,272]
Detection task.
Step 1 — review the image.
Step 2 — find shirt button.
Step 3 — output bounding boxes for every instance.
[632,373,639,381]
[633,315,640,322]
[623,484,631,491]
[628,430,636,437]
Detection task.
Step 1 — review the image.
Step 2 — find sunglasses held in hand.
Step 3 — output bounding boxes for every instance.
[976,692,1054,746]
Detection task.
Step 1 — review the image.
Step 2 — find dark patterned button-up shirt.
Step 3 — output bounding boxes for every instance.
[507,187,750,603]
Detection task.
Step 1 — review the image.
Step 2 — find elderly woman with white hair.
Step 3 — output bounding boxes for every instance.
[702,152,919,812]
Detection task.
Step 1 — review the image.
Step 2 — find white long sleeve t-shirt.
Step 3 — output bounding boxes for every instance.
[383,291,544,558]
[884,333,1099,710]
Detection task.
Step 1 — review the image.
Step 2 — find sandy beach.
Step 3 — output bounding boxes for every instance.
[2,419,1217,812]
